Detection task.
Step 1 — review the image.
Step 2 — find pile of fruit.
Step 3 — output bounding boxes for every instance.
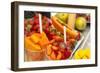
[24,12,90,61]
[25,32,49,51]
[24,13,52,36]
[46,39,72,60]
[74,48,90,59]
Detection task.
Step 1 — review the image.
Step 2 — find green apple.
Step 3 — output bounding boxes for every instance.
[75,17,87,31]
[55,13,68,23]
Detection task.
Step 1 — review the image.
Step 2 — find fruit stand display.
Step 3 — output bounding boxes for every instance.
[24,12,90,61]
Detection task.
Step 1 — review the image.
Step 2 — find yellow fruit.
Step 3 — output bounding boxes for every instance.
[77,49,85,58]
[75,17,87,31]
[39,32,49,47]
[55,13,69,22]
[82,56,87,59]
[74,54,80,59]
[84,48,90,59]
[74,48,91,59]
[74,51,80,59]
[25,37,41,51]
[31,33,40,43]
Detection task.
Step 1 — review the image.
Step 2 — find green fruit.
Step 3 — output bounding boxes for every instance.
[75,17,87,31]
[55,13,68,23]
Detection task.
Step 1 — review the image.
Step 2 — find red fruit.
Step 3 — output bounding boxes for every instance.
[45,24,49,28]
[34,25,39,30]
[37,28,40,33]
[45,28,50,34]
[34,19,39,24]
[29,19,34,25]
[47,33,54,40]
[66,41,71,48]
[65,50,71,59]
[60,48,66,53]
[77,32,81,40]
[61,54,66,60]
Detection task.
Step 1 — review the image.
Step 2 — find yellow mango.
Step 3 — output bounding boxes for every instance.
[25,37,41,51]
[74,54,80,59]
[82,56,87,59]
[31,33,40,43]
[39,32,49,47]
[84,48,90,59]
[77,49,85,58]
[74,51,80,59]
[74,48,91,59]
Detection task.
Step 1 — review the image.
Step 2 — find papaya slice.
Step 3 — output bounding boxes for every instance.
[51,16,80,39]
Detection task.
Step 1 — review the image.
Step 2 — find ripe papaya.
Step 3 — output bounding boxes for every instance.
[51,16,80,40]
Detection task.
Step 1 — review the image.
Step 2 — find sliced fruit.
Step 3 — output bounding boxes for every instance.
[69,39,76,45]
[60,48,65,53]
[30,33,40,43]
[68,13,76,29]
[51,16,64,33]
[47,45,52,56]
[55,13,69,22]
[84,48,90,59]
[52,46,59,51]
[52,35,63,41]
[50,51,56,60]
[57,51,62,60]
[65,50,71,58]
[74,54,80,59]
[51,16,80,39]
[74,48,90,59]
[82,56,87,59]
[38,32,49,47]
[25,37,41,51]
[77,49,85,58]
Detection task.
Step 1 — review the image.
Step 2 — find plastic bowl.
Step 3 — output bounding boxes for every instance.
[25,49,45,61]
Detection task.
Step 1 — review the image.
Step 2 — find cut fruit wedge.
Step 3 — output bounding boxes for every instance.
[51,16,80,40]
[25,32,49,51]
[46,45,52,56]
[30,33,40,43]
[25,37,41,51]
[38,32,49,47]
